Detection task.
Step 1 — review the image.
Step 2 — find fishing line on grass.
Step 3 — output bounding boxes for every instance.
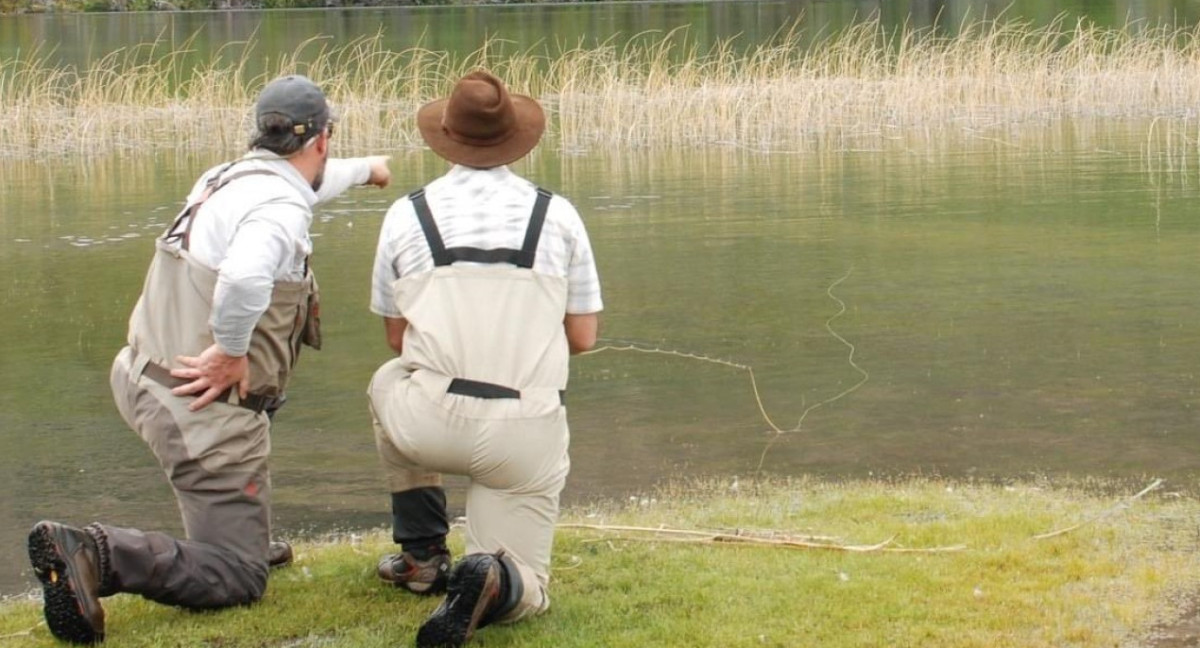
[580,266,869,473]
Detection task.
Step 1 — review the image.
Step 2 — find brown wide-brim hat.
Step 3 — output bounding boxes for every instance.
[417,70,545,168]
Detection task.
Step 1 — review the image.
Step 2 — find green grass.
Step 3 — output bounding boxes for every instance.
[3,476,1200,647]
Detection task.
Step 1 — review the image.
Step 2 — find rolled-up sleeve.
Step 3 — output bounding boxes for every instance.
[562,207,603,315]
[370,201,410,318]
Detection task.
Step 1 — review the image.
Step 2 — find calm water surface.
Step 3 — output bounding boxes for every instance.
[4,1,1200,596]
[4,135,1199,595]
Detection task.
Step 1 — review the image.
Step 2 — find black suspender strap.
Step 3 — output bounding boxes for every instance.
[516,187,553,269]
[438,247,524,265]
[409,186,555,269]
[409,188,454,267]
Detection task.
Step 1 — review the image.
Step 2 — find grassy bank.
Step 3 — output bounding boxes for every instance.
[4,18,1200,161]
[2,476,1200,647]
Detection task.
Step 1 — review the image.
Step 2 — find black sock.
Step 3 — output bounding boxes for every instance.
[390,487,449,550]
[403,538,449,561]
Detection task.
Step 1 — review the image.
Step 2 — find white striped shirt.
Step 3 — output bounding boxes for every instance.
[370,165,603,318]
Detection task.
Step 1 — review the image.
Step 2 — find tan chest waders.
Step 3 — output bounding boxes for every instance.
[368,186,572,622]
[128,164,320,409]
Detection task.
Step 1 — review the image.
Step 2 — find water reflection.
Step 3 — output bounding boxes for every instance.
[5,0,1200,71]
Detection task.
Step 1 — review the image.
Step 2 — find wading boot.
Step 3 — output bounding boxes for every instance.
[27,521,107,644]
[415,552,517,648]
[377,550,451,595]
[268,541,294,569]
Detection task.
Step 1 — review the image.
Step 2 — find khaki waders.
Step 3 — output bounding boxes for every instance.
[369,187,569,621]
[101,168,317,608]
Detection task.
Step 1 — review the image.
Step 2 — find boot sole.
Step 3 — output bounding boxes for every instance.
[27,523,104,645]
[415,557,498,648]
[388,579,448,596]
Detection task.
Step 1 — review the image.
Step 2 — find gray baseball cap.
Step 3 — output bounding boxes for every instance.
[255,75,330,139]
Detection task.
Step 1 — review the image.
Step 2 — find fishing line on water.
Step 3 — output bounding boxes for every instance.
[754,267,870,474]
[580,266,870,473]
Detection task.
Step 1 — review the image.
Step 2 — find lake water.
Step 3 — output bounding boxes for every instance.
[3,0,1200,597]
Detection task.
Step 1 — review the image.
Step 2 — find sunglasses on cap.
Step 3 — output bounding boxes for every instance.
[292,121,334,138]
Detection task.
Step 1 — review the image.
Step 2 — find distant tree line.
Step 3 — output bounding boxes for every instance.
[2,0,609,13]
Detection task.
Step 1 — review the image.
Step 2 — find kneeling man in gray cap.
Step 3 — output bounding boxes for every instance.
[28,74,391,644]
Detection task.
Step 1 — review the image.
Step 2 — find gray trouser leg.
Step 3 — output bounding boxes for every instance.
[107,347,271,609]
[96,523,267,608]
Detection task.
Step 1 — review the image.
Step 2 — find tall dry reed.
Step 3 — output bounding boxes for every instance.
[4,17,1200,160]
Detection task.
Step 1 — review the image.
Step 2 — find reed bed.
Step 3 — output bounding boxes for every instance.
[5,17,1200,160]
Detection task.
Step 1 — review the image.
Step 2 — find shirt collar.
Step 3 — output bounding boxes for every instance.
[240,149,319,206]
[446,164,513,182]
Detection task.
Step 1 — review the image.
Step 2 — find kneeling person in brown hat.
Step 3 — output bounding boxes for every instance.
[367,70,602,647]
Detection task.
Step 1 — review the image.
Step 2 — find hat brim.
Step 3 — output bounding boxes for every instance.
[416,94,545,168]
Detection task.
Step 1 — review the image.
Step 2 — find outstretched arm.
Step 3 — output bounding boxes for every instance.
[315,156,392,203]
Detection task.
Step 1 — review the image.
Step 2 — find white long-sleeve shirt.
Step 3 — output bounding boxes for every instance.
[174,150,371,356]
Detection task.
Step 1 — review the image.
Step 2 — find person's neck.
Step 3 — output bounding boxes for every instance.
[288,150,321,187]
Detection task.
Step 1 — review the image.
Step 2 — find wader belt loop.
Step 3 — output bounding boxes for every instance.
[408,186,555,269]
[447,378,566,405]
[164,166,280,251]
[140,359,277,414]
[447,378,519,399]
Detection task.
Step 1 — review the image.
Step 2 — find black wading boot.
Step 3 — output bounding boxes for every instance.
[268,541,294,569]
[27,521,109,644]
[415,551,522,648]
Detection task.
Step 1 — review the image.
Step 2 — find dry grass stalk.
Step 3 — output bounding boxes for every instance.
[559,523,967,553]
[5,17,1200,160]
[1033,478,1164,540]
